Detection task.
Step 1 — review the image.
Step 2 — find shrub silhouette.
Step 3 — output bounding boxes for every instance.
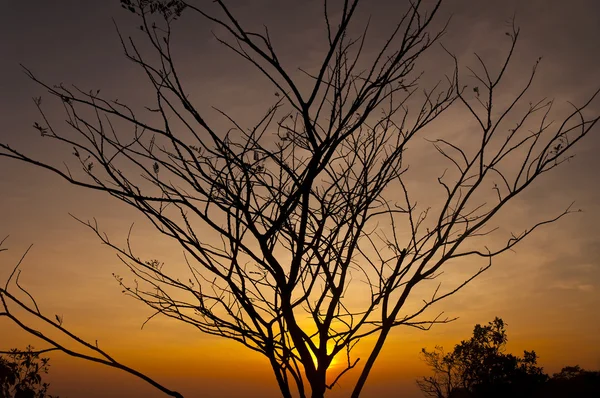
[0,346,58,398]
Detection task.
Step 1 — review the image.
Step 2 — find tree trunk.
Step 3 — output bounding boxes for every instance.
[309,367,327,398]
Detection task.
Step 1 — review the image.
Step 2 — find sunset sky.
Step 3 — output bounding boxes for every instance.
[1,1,599,397]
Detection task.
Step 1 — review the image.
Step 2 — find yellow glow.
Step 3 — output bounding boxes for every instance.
[307,340,342,369]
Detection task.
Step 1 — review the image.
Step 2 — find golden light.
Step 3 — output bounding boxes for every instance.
[307,340,342,370]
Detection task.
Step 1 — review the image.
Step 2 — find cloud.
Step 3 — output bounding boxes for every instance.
[551,281,595,292]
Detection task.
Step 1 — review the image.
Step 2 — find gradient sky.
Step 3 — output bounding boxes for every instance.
[1,1,599,397]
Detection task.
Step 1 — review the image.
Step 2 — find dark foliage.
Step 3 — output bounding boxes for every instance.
[0,346,58,398]
[535,365,600,398]
[418,318,547,398]
[419,318,600,397]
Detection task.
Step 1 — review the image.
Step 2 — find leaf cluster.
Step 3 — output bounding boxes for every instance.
[120,0,186,21]
[0,346,58,398]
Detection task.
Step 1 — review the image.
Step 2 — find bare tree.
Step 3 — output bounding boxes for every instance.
[417,345,464,398]
[1,0,599,397]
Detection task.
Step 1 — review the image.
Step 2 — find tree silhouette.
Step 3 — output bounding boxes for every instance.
[418,318,548,398]
[538,365,600,397]
[1,1,599,397]
[0,346,59,398]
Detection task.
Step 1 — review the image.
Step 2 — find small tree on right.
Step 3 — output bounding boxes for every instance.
[417,317,548,398]
[540,365,600,397]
